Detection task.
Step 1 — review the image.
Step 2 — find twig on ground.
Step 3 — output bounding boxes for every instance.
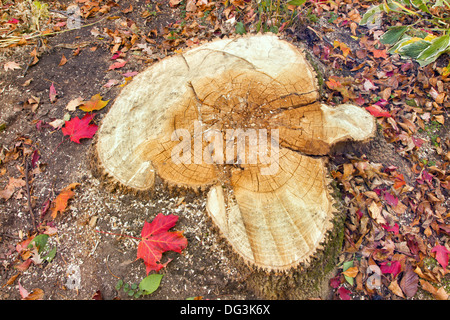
[24,155,37,232]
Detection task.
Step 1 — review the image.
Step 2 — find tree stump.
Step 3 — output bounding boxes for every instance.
[93,35,376,299]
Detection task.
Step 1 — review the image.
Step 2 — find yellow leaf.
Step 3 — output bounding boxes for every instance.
[424,34,437,42]
[79,94,109,112]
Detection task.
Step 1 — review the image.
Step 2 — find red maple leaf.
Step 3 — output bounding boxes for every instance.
[137,213,187,274]
[365,104,391,118]
[62,114,98,143]
[380,260,402,277]
[431,245,450,270]
[337,286,351,300]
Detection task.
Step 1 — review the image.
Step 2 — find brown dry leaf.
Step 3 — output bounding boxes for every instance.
[22,78,33,87]
[435,287,449,300]
[400,265,418,298]
[368,201,386,224]
[66,97,84,111]
[341,163,354,180]
[388,279,405,298]
[3,61,21,71]
[186,0,197,12]
[419,279,448,300]
[4,273,20,287]
[0,177,26,200]
[23,288,44,300]
[59,54,68,66]
[51,183,80,219]
[121,4,133,13]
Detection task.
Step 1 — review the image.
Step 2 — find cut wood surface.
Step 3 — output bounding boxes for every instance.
[95,34,376,271]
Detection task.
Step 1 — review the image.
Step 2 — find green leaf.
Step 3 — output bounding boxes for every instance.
[381,26,409,45]
[42,246,57,262]
[417,35,450,61]
[360,4,383,25]
[432,0,445,8]
[28,234,49,254]
[287,0,306,6]
[410,0,430,13]
[115,279,123,290]
[139,274,163,295]
[343,260,354,286]
[235,22,246,35]
[398,39,431,59]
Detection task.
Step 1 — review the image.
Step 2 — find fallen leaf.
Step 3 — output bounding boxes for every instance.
[363,79,378,91]
[79,94,109,112]
[329,275,341,289]
[388,279,405,298]
[4,61,21,71]
[48,119,65,130]
[61,114,98,143]
[431,245,450,269]
[372,49,388,59]
[18,282,29,299]
[393,173,406,189]
[49,83,57,103]
[342,266,359,278]
[137,213,188,274]
[333,40,351,57]
[51,183,80,219]
[66,97,84,111]
[18,282,44,300]
[382,223,399,234]
[169,0,182,6]
[121,4,133,13]
[15,258,32,272]
[420,279,449,300]
[103,79,119,88]
[368,201,386,224]
[383,192,398,207]
[337,286,351,300]
[22,78,33,87]
[122,71,138,77]
[0,177,26,200]
[365,105,391,118]
[59,54,68,66]
[31,149,40,168]
[108,59,127,70]
[400,264,418,298]
[380,260,402,278]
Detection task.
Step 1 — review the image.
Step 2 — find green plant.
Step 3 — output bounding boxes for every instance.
[254,0,298,33]
[29,0,49,31]
[418,120,442,147]
[360,0,450,66]
[115,274,164,298]
[27,234,57,263]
